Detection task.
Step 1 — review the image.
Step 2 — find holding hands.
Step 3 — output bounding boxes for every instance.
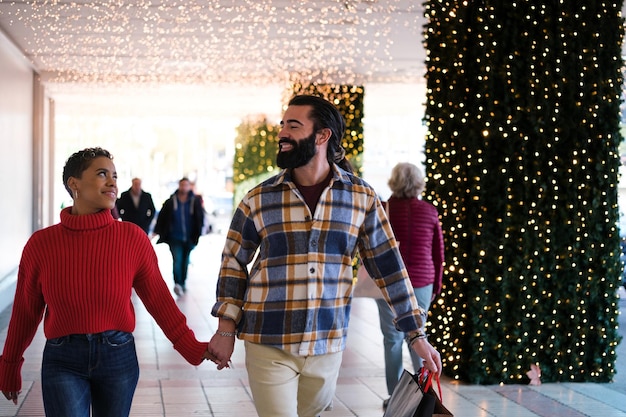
[204,318,236,369]
[2,390,19,405]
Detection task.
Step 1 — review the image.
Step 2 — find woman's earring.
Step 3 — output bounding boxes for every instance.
[73,189,78,200]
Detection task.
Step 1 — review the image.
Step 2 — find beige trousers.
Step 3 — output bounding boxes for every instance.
[245,341,343,417]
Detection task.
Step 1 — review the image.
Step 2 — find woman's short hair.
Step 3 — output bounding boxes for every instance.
[388,162,425,199]
[62,147,113,197]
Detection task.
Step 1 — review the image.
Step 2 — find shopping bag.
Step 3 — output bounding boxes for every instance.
[417,368,454,417]
[382,369,429,417]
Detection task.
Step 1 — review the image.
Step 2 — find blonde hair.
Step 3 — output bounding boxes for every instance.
[388,162,425,198]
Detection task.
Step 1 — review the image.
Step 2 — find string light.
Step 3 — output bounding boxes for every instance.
[423,1,623,384]
[0,0,422,87]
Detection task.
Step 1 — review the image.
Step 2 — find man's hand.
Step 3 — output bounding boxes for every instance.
[207,318,237,370]
[411,338,442,376]
[208,333,235,370]
[203,348,220,364]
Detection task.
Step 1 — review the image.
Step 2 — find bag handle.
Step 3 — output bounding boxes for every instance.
[418,368,443,400]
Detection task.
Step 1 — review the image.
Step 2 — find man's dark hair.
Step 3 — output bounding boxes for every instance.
[62,147,113,197]
[288,95,353,173]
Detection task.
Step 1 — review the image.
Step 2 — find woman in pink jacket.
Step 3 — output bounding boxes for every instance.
[377,162,444,410]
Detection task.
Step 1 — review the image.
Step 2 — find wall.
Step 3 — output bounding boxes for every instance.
[362,83,427,200]
[0,29,35,311]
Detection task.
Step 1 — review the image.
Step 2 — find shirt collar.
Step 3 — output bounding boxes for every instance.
[271,164,352,188]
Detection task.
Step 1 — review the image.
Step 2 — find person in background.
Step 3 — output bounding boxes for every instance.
[207,95,441,417]
[153,177,205,296]
[116,177,156,234]
[0,147,210,416]
[377,162,445,410]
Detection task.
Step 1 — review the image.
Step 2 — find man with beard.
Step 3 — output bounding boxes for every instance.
[207,95,441,417]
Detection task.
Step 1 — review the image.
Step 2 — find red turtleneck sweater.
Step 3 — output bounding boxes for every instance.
[0,207,208,391]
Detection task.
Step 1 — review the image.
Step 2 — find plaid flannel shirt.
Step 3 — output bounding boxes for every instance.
[211,164,426,356]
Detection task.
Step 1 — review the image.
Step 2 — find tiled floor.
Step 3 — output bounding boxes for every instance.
[0,232,625,416]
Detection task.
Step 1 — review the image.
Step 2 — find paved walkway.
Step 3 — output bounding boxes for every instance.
[0,232,625,416]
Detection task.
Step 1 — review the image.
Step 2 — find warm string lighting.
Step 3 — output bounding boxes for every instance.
[423,1,623,384]
[0,0,422,86]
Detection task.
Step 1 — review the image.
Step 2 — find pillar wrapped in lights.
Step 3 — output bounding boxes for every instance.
[288,83,365,175]
[423,1,624,384]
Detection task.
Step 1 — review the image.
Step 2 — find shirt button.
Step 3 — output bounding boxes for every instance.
[309,267,315,273]
[311,241,317,247]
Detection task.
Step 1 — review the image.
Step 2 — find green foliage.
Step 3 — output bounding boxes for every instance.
[233,116,280,185]
[423,1,624,384]
[232,116,281,206]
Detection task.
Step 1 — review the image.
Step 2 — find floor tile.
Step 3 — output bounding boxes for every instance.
[0,233,623,417]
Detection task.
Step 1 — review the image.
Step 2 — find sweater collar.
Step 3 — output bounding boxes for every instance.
[60,206,115,231]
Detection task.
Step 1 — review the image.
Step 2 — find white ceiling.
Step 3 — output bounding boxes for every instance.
[0,0,426,117]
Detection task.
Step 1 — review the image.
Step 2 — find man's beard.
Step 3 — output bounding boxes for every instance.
[276,132,317,169]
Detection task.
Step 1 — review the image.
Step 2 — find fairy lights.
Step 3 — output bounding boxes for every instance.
[423,1,624,384]
[0,0,423,87]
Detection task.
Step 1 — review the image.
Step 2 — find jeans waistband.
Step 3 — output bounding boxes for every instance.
[59,330,131,342]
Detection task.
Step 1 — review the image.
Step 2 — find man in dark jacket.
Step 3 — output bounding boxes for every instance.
[116,178,156,234]
[154,177,205,296]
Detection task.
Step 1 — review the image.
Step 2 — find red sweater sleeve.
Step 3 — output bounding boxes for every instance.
[432,215,445,295]
[131,236,208,365]
[0,235,47,391]
[388,198,445,293]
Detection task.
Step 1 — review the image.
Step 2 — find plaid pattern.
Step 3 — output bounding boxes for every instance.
[212,165,426,356]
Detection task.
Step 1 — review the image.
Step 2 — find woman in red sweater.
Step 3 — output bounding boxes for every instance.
[377,162,445,410]
[0,147,210,416]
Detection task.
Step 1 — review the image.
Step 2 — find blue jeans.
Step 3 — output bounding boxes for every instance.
[168,239,196,289]
[41,330,139,417]
[375,284,433,395]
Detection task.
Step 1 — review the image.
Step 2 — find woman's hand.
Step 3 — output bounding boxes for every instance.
[2,390,19,405]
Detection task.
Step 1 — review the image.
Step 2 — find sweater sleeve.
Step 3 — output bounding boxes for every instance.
[132,238,208,365]
[432,208,445,295]
[0,237,46,392]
